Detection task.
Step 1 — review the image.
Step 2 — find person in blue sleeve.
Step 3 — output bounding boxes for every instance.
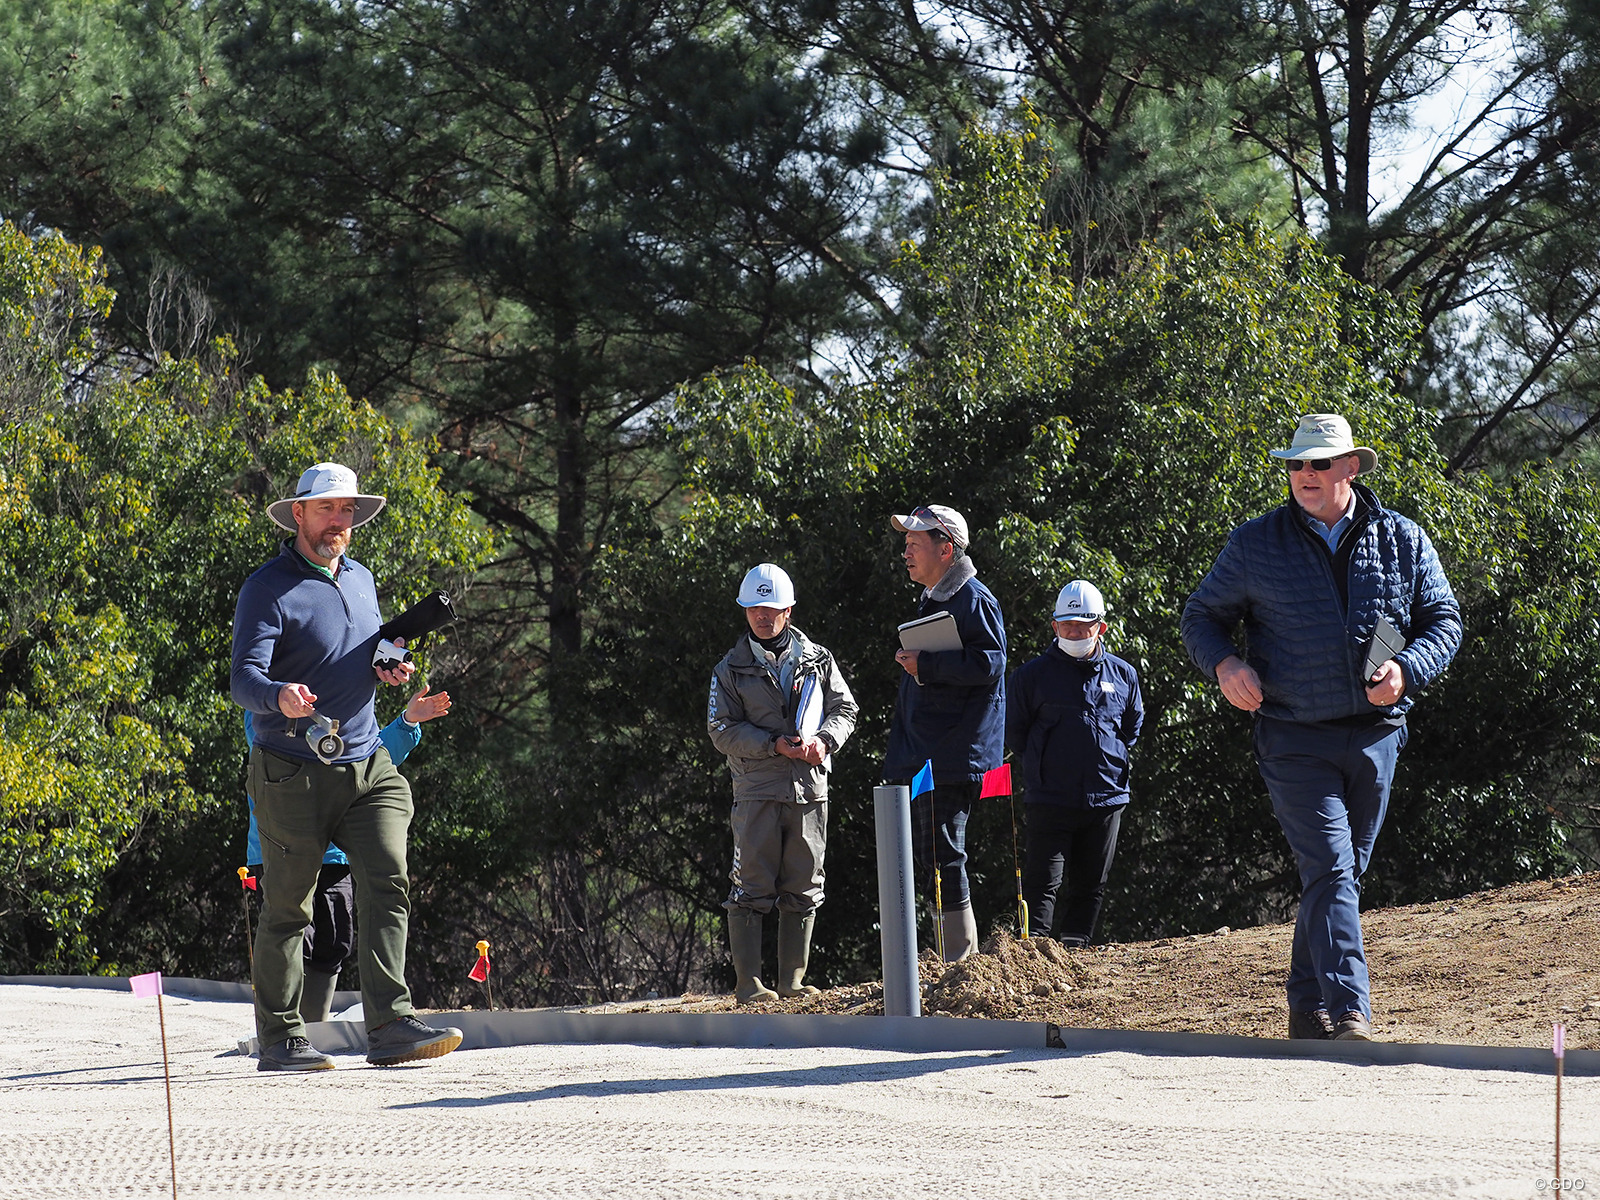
[231,462,463,1072]
[1182,415,1461,1043]
[243,684,450,1024]
[1007,580,1143,948]
[883,504,1007,961]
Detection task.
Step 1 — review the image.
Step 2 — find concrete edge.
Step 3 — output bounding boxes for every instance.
[7,976,1585,1075]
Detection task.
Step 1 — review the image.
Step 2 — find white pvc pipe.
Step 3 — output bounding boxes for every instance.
[873,784,921,1017]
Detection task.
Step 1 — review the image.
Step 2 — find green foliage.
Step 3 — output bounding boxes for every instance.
[585,119,1586,984]
[0,220,492,975]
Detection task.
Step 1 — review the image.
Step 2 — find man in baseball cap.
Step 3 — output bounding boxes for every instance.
[883,504,1006,961]
[708,564,858,1002]
[232,462,462,1071]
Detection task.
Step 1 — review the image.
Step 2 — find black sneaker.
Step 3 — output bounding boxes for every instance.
[366,1014,464,1066]
[258,1035,335,1072]
[1287,1009,1335,1040]
[1333,1011,1373,1041]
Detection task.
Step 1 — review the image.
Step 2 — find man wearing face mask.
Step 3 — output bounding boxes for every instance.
[1006,580,1144,947]
[708,563,859,1003]
[1182,414,1460,1043]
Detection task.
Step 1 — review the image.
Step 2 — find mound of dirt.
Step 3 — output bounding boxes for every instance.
[594,871,1600,1048]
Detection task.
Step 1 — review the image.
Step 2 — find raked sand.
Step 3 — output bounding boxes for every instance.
[0,982,1589,1198]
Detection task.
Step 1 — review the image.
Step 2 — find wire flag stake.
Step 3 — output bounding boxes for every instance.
[130,971,178,1200]
[236,868,257,975]
[469,940,494,1011]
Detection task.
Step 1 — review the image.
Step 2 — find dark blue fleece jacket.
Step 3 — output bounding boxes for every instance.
[1007,642,1144,809]
[1181,482,1461,724]
[883,570,1007,783]
[231,542,385,764]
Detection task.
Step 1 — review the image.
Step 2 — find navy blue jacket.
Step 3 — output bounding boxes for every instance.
[231,542,386,764]
[1007,643,1143,808]
[1181,483,1461,724]
[884,569,1007,783]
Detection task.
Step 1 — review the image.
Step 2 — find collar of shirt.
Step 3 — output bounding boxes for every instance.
[1302,492,1357,554]
[292,545,341,580]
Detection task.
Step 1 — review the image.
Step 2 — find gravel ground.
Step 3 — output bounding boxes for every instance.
[0,982,1591,1198]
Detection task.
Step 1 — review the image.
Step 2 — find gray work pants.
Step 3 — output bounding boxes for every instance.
[724,797,827,914]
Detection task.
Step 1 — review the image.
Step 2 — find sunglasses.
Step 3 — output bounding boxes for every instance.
[911,504,959,542]
[1286,456,1348,472]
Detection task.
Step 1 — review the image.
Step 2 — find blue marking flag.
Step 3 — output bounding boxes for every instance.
[910,760,934,800]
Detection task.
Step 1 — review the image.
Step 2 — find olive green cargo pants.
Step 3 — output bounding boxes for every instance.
[248,744,415,1046]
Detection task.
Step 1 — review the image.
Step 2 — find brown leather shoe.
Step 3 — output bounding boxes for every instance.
[1333,1011,1373,1041]
[1288,1009,1335,1040]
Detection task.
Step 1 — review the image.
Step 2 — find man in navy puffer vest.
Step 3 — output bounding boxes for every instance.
[1182,415,1461,1043]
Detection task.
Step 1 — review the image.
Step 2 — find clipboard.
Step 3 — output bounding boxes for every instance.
[898,610,962,653]
[1362,616,1407,685]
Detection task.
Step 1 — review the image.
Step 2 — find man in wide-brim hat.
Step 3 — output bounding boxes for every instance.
[1181,414,1462,1043]
[231,462,464,1072]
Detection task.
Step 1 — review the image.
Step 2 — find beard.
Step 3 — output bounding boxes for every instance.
[312,528,352,561]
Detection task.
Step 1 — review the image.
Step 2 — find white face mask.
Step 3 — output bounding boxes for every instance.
[1057,635,1099,659]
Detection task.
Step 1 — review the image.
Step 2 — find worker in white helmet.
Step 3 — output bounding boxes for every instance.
[1006,579,1144,947]
[707,564,859,1003]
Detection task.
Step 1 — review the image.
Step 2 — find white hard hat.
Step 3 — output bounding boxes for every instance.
[737,563,796,609]
[1053,579,1106,622]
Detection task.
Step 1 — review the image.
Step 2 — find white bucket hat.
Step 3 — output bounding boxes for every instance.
[737,563,796,609]
[1268,414,1377,474]
[266,462,387,532]
[1053,580,1106,623]
[890,504,970,549]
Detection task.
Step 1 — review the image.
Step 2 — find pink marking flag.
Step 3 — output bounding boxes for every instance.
[979,763,1012,798]
[1555,1023,1567,1060]
[129,971,163,999]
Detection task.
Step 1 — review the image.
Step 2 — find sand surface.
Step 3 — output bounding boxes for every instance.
[0,982,1591,1198]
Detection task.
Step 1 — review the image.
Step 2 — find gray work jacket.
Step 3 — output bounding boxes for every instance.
[708,628,858,804]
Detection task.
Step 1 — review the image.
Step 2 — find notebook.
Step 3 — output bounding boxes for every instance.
[898,610,963,653]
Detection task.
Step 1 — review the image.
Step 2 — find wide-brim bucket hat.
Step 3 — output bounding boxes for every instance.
[266,462,387,532]
[1268,413,1377,474]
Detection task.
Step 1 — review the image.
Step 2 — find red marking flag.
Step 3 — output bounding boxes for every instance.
[129,971,163,999]
[979,763,1012,798]
[469,939,491,983]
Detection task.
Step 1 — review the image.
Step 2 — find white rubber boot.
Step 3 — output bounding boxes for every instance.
[940,904,979,962]
[302,969,339,1023]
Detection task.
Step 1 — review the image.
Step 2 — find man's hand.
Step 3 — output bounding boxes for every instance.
[1216,655,1263,712]
[1365,658,1406,707]
[404,684,452,725]
[277,683,318,718]
[775,734,828,766]
[375,636,417,688]
[894,649,920,679]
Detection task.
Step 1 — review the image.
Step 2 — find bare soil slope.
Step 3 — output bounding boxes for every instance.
[599,872,1600,1047]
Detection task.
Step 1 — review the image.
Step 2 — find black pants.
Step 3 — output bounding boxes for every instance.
[304,862,355,976]
[1022,804,1125,944]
